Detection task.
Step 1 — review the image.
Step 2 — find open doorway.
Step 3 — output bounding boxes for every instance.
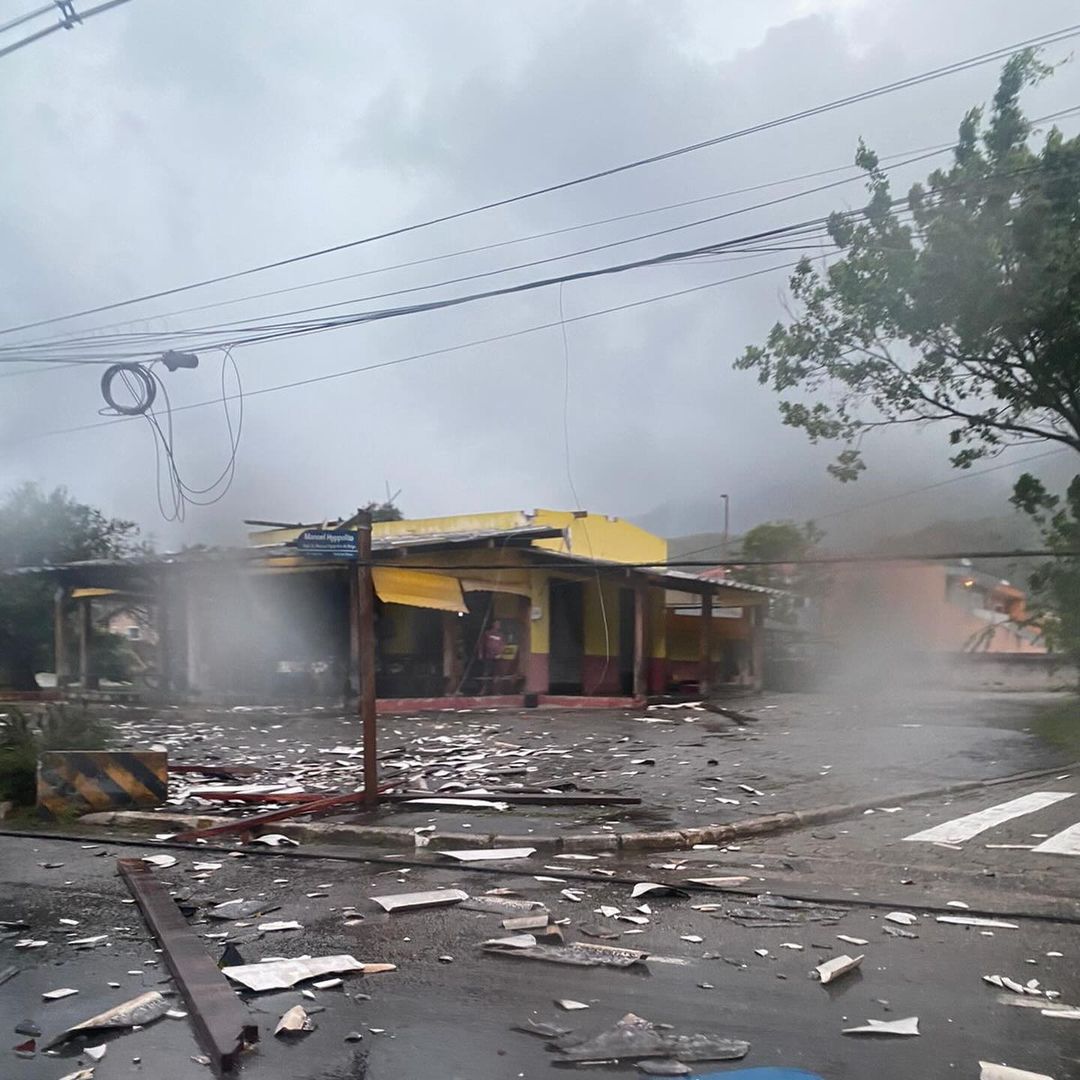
[549,578,584,694]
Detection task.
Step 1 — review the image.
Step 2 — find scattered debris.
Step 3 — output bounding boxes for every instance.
[884,912,918,926]
[45,992,170,1048]
[515,1019,573,1039]
[843,1017,920,1037]
[551,1011,750,1063]
[836,935,869,946]
[484,940,648,968]
[344,1031,364,1042]
[883,924,917,939]
[223,955,387,992]
[42,987,79,1000]
[812,954,863,985]
[84,1044,107,1062]
[438,848,535,862]
[681,935,704,944]
[141,854,178,869]
[370,889,469,913]
[503,914,550,931]
[248,833,300,847]
[258,920,303,933]
[632,882,690,899]
[275,1005,316,1037]
[979,1065,1055,1080]
[637,1061,692,1076]
[208,898,279,921]
[685,877,750,889]
[937,916,1019,929]
[561,889,585,902]
[556,999,590,1011]
[461,896,545,916]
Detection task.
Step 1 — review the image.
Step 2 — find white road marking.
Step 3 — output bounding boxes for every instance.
[1031,821,1080,856]
[902,792,1075,845]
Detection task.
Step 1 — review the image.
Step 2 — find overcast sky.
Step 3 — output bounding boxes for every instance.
[1,0,1078,549]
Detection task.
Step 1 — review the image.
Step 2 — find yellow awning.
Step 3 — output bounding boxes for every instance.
[373,567,467,613]
[71,588,121,599]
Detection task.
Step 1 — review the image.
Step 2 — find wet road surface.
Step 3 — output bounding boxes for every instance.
[2,807,1077,1080]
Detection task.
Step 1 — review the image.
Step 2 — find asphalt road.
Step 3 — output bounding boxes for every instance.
[2,791,1077,1080]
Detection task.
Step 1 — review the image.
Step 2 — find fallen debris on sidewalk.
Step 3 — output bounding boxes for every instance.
[222,955,391,992]
[484,940,648,968]
[937,915,1019,929]
[550,1011,750,1064]
[812,954,863,985]
[439,848,536,862]
[979,1063,1055,1080]
[370,889,469,912]
[45,991,170,1048]
[274,1005,316,1037]
[842,1016,920,1036]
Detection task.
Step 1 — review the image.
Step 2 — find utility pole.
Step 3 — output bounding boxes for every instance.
[354,509,379,807]
[720,493,730,562]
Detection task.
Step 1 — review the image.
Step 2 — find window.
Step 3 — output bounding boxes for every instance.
[125,626,142,641]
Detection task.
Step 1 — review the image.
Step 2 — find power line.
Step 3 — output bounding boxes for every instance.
[3,21,1078,338]
[0,257,807,445]
[0,3,56,36]
[0,0,134,61]
[0,128,990,353]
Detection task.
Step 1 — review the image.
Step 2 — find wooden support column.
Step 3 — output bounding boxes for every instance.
[355,512,378,807]
[699,591,713,698]
[156,573,172,695]
[442,610,462,694]
[53,586,68,686]
[77,596,93,689]
[750,604,766,689]
[632,582,647,701]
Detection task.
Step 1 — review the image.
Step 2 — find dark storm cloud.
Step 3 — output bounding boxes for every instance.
[0,0,1077,547]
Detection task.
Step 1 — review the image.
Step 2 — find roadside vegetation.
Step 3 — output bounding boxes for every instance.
[0,702,108,808]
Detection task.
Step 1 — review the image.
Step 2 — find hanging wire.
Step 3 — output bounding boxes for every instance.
[100,348,243,521]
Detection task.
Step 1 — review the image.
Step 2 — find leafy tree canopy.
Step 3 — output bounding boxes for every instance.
[737,51,1080,481]
[0,484,141,689]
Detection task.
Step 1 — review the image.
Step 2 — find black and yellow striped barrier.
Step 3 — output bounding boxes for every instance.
[37,750,167,818]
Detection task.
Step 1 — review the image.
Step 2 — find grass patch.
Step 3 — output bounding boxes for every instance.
[1031,696,1080,757]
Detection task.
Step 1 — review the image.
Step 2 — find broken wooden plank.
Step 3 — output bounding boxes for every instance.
[117,859,258,1071]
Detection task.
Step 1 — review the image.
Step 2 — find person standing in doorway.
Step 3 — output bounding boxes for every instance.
[479,619,506,692]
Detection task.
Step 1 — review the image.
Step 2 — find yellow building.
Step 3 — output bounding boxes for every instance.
[44,508,769,705]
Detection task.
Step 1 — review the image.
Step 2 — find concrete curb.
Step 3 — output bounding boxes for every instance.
[79,758,1078,853]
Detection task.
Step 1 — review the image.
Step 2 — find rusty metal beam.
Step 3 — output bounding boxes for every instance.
[170,784,391,842]
[117,859,258,1071]
[186,790,328,805]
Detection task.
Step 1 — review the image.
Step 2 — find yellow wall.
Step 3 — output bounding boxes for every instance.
[583,578,624,656]
[248,507,668,567]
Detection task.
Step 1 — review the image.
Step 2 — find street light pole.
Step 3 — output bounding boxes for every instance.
[720,494,730,562]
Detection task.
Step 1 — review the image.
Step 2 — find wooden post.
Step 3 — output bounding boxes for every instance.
[78,596,92,688]
[632,582,647,701]
[355,511,378,807]
[53,586,67,687]
[699,591,713,698]
[442,611,462,695]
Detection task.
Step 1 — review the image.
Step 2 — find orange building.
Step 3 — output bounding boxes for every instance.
[821,560,1045,656]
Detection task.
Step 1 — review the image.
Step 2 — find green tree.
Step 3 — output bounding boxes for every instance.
[0,484,141,689]
[736,520,824,622]
[736,53,1080,653]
